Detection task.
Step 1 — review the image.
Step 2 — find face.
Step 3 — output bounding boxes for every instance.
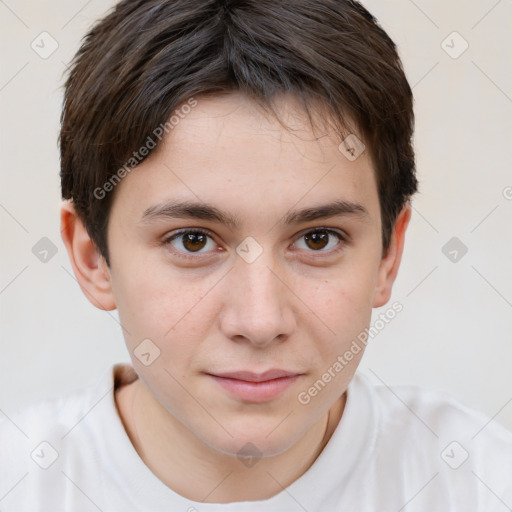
[100,92,399,458]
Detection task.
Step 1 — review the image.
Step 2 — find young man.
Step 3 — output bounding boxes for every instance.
[1,0,511,510]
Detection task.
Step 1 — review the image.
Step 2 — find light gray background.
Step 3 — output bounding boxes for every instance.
[1,0,511,430]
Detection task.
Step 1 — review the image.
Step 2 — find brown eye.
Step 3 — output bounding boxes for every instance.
[165,229,217,256]
[182,232,208,252]
[294,229,345,253]
[304,231,330,250]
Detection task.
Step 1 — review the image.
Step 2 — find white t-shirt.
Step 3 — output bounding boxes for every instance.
[1,363,511,511]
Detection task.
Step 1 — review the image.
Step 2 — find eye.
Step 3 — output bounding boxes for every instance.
[293,228,346,253]
[163,228,218,258]
[162,227,347,260]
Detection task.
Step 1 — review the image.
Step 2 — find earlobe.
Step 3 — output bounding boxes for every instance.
[60,201,116,311]
[372,204,412,308]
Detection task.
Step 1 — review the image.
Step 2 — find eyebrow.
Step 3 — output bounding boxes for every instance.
[140,199,369,229]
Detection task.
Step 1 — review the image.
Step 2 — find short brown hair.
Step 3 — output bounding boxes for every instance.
[60,0,417,266]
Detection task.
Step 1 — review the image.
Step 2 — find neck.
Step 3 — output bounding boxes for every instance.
[115,378,345,503]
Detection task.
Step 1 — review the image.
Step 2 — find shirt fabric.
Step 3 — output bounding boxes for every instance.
[1,363,511,511]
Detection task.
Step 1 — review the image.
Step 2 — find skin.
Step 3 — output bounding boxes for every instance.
[61,92,411,503]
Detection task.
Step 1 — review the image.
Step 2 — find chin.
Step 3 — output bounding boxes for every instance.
[198,422,302,461]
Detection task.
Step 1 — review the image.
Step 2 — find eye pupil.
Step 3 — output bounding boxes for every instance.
[183,233,207,252]
[304,231,329,250]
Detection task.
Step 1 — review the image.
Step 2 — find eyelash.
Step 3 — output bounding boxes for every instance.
[162,227,348,260]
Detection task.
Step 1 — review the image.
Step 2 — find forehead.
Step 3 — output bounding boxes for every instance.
[110,92,380,228]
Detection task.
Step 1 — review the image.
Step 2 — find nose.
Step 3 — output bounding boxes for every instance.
[218,252,296,348]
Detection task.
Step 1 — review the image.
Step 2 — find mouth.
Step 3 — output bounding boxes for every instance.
[206,369,302,403]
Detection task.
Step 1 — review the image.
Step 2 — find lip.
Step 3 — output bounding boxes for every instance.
[212,369,299,382]
[207,369,302,402]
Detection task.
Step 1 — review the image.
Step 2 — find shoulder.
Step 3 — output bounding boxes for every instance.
[0,380,94,464]
[366,375,512,446]
[0,364,130,511]
[351,372,512,510]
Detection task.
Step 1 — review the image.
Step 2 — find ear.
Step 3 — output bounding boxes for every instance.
[60,201,116,311]
[373,203,412,308]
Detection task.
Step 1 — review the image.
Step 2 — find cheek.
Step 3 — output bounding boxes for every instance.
[306,263,378,337]
[296,276,374,408]
[113,270,211,397]
[110,258,210,352]
[296,259,379,396]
